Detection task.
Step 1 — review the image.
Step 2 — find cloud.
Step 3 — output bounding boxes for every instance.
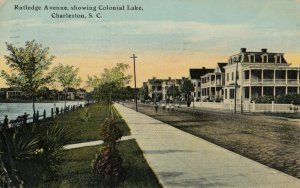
[3,18,87,28]
[0,0,7,8]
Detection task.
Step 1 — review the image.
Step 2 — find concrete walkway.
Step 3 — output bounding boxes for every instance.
[63,135,134,150]
[114,103,300,188]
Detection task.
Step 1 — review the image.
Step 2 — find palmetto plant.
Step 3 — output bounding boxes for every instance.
[0,124,72,186]
[79,107,92,123]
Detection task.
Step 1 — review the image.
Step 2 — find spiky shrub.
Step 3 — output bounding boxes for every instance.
[92,118,122,186]
[79,107,92,123]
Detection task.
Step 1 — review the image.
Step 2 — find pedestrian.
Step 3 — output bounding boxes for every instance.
[155,103,158,113]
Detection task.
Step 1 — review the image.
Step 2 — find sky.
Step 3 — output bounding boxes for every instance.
[0,0,300,88]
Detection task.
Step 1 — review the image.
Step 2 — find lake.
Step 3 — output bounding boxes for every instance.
[0,101,86,123]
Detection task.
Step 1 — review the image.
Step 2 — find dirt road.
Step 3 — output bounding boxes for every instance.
[123,102,300,179]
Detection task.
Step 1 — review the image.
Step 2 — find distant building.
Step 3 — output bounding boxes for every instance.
[144,77,164,101]
[76,88,87,100]
[201,63,227,101]
[2,87,24,100]
[189,67,214,101]
[223,48,300,103]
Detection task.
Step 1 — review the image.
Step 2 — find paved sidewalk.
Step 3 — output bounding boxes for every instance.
[63,135,134,150]
[114,103,300,188]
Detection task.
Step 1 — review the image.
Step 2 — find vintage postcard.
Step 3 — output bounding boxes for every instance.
[0,0,299,187]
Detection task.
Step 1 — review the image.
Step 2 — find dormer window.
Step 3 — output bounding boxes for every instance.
[274,55,282,63]
[248,54,255,62]
[261,54,268,63]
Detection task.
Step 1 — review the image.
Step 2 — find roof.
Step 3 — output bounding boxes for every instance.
[217,63,227,72]
[228,48,288,64]
[189,68,214,79]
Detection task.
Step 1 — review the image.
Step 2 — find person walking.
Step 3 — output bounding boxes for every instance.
[155,103,158,113]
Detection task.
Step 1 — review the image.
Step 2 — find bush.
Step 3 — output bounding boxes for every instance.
[92,118,122,186]
[275,94,300,105]
[101,118,122,144]
[92,144,122,185]
[254,95,274,103]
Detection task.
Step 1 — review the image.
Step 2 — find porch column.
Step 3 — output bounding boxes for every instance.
[273,69,276,84]
[285,69,288,84]
[262,69,264,84]
[215,87,217,98]
[249,86,252,100]
[249,69,252,84]
[273,86,276,97]
[261,86,264,96]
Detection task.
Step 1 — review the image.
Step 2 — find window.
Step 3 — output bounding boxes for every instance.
[227,73,229,81]
[245,87,249,98]
[198,91,201,97]
[244,70,249,79]
[231,72,234,81]
[224,89,227,99]
[236,71,239,80]
[198,82,201,87]
[262,55,268,63]
[229,89,235,99]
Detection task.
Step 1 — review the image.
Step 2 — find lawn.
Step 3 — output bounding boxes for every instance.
[17,103,160,187]
[39,103,130,144]
[33,140,161,188]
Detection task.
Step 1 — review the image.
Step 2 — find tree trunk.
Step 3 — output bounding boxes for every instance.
[64,90,67,109]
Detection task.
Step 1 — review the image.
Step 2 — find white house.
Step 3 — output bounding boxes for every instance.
[223,48,300,103]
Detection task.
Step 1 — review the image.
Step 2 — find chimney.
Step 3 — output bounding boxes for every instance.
[240,48,246,53]
[261,48,267,53]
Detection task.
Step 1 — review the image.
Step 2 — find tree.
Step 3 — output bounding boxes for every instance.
[1,40,54,115]
[52,63,81,108]
[181,79,194,106]
[166,85,180,103]
[87,63,131,115]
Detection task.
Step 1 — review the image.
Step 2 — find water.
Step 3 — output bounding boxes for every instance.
[0,101,86,123]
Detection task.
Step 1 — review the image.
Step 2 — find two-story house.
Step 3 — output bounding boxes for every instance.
[223,48,299,103]
[201,63,227,101]
[189,68,214,101]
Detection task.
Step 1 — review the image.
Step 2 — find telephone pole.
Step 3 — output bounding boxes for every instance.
[130,54,138,112]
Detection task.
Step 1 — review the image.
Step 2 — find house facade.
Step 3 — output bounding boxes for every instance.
[189,68,214,101]
[201,63,227,101]
[223,48,300,103]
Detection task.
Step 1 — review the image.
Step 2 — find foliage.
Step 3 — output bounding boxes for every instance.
[100,118,122,144]
[92,144,122,186]
[87,63,132,114]
[92,118,123,186]
[275,94,300,105]
[33,124,72,179]
[181,80,194,95]
[52,63,81,107]
[254,95,274,103]
[140,86,150,101]
[0,123,72,187]
[79,107,92,123]
[0,40,55,113]
[166,85,181,99]
[254,94,300,105]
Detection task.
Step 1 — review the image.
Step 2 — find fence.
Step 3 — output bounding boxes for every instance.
[192,101,299,113]
[0,104,84,130]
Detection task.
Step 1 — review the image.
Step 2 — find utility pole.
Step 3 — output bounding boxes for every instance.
[131,54,138,112]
